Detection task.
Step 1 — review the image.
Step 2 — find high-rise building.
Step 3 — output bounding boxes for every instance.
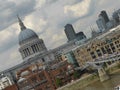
[64,24,76,41]
[96,15,107,32]
[112,9,120,25]
[96,10,110,32]
[75,32,86,41]
[100,10,109,23]
[64,24,86,42]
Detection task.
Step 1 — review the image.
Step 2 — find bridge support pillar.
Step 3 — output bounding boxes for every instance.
[98,67,110,82]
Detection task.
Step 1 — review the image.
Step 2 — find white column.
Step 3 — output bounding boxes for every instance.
[36,44,39,51]
[25,49,28,56]
[38,43,41,50]
[22,51,25,58]
[26,48,29,55]
[23,50,26,57]
[35,44,39,52]
[32,45,35,53]
[34,45,37,52]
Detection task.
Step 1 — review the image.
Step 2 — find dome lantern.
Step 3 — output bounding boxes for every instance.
[17,15,26,31]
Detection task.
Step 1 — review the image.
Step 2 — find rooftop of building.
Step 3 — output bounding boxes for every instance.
[72,25,120,51]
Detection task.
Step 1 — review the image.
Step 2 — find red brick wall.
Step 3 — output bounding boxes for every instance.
[4,84,18,90]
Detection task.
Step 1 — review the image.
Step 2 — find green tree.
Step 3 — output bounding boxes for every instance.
[73,71,79,79]
[56,78,62,87]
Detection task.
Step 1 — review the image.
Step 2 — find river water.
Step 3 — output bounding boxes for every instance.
[81,72,120,90]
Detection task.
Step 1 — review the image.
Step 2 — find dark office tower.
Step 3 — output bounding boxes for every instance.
[100,10,109,23]
[112,9,120,24]
[76,32,86,40]
[64,24,76,41]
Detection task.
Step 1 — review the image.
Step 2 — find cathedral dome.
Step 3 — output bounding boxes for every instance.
[17,16,39,44]
[18,16,47,60]
[19,28,38,44]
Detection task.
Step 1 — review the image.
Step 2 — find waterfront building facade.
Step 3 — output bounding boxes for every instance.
[64,51,79,67]
[73,26,120,67]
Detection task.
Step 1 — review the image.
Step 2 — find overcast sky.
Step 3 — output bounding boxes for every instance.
[0,0,120,71]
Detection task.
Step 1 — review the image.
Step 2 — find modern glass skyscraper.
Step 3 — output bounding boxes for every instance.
[100,10,109,23]
[96,15,107,32]
[96,10,109,32]
[64,24,76,41]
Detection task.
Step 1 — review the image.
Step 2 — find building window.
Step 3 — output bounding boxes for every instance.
[96,49,102,57]
[115,40,119,44]
[42,58,45,62]
[87,48,90,51]
[116,45,119,48]
[110,43,114,47]
[77,50,80,53]
[117,40,119,43]
[90,52,96,59]
[105,46,112,54]
[110,43,116,52]
[101,47,106,54]
[111,47,116,52]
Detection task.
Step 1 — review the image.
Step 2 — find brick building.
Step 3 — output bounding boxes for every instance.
[14,60,75,90]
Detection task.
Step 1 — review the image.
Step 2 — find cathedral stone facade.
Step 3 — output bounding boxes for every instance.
[18,16,47,60]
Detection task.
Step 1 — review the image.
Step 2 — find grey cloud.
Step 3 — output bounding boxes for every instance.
[0,35,18,54]
[46,0,58,4]
[31,0,96,49]
[0,44,22,71]
[56,0,96,28]
[46,0,83,5]
[0,0,36,31]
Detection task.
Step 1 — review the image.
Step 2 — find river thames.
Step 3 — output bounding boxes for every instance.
[81,71,120,90]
